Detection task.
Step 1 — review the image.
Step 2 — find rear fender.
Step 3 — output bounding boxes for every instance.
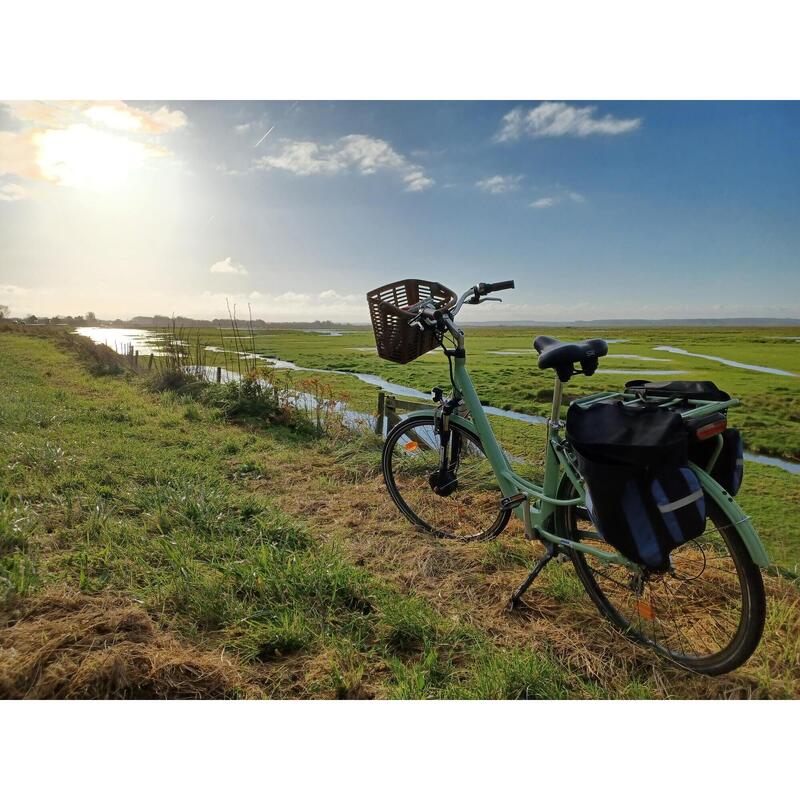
[692,465,771,568]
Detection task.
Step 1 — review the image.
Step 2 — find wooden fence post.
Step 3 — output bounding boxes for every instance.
[375,391,385,435]
[216,366,222,384]
[147,353,155,370]
[376,392,468,450]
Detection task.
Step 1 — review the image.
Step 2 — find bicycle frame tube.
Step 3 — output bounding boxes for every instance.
[401,352,771,572]
[448,356,639,569]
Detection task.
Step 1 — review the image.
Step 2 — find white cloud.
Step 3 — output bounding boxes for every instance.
[83,103,186,134]
[0,101,185,188]
[210,257,248,275]
[495,102,642,142]
[476,174,523,194]
[253,134,434,192]
[530,188,586,209]
[0,284,29,296]
[0,182,26,202]
[318,289,358,303]
[193,287,365,322]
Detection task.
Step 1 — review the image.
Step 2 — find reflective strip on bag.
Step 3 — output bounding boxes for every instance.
[656,488,704,514]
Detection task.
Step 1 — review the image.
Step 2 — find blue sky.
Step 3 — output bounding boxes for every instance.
[1,100,798,321]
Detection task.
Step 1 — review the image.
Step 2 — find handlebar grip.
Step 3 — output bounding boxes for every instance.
[479,280,515,295]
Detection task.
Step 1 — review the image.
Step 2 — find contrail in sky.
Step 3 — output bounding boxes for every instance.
[253,125,275,148]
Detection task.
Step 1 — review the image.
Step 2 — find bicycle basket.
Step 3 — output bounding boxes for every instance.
[366,279,457,364]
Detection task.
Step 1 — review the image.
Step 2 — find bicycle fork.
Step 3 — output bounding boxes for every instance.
[430,392,463,497]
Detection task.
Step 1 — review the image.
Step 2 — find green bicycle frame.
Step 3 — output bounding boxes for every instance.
[405,353,771,571]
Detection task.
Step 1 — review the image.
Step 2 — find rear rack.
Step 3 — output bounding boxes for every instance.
[572,390,739,420]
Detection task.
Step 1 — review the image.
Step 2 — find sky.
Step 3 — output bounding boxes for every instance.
[1,100,798,322]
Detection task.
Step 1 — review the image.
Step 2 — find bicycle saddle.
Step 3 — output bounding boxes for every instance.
[533,335,608,382]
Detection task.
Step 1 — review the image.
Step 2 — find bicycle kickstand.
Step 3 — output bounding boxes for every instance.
[507,543,558,611]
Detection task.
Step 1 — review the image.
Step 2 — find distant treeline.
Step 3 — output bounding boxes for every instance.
[2,313,369,329]
[4,312,797,329]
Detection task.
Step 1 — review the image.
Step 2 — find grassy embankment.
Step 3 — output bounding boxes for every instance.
[1,328,798,699]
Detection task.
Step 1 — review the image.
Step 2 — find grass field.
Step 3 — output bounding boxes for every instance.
[1,327,799,698]
[140,323,800,460]
[127,321,800,568]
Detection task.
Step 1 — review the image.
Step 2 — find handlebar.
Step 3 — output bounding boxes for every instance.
[477,280,515,295]
[379,279,516,333]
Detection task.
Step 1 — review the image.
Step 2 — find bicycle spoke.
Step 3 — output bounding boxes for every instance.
[565,493,757,668]
[386,420,506,540]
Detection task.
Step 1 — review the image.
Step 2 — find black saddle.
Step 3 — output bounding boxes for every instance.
[533,335,608,382]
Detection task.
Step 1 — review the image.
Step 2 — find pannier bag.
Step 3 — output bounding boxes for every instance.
[567,401,706,570]
[625,379,730,403]
[626,380,744,496]
[689,428,745,496]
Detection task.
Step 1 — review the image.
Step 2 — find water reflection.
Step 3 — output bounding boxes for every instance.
[73,328,798,475]
[74,327,172,356]
[654,345,798,377]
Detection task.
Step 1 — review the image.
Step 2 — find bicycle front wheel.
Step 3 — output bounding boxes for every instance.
[558,478,766,676]
[382,414,510,541]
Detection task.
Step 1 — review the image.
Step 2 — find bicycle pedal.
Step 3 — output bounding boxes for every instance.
[500,493,526,511]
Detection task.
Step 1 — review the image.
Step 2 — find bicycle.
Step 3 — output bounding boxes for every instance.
[374,279,768,675]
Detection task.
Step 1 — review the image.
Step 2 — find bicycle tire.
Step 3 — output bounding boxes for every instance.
[557,475,766,676]
[382,414,510,541]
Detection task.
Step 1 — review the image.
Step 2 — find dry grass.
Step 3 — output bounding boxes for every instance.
[0,590,261,699]
[257,441,800,699]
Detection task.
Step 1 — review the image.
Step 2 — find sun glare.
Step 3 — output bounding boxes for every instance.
[35,123,160,190]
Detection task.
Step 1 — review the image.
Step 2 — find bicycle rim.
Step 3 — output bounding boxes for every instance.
[382,415,510,541]
[560,483,765,674]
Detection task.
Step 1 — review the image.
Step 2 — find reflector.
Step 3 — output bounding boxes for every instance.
[696,418,728,440]
[636,599,657,621]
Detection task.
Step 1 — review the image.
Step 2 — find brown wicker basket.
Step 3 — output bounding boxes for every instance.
[366,279,458,364]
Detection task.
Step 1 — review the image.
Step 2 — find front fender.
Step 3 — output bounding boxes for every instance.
[692,465,771,568]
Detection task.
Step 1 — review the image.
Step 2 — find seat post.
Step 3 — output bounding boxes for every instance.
[550,375,564,426]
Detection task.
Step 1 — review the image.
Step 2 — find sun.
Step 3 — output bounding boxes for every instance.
[35,123,162,191]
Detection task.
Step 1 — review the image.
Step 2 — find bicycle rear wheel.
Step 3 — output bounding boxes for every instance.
[557,478,766,675]
[382,414,510,541]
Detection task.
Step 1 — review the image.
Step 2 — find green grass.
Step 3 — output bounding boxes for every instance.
[0,330,604,698]
[130,322,800,460]
[2,327,798,699]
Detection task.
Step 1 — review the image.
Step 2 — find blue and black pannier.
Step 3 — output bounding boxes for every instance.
[566,400,707,570]
[689,427,744,496]
[625,379,744,496]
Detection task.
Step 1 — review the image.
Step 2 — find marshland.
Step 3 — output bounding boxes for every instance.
[1,321,798,698]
